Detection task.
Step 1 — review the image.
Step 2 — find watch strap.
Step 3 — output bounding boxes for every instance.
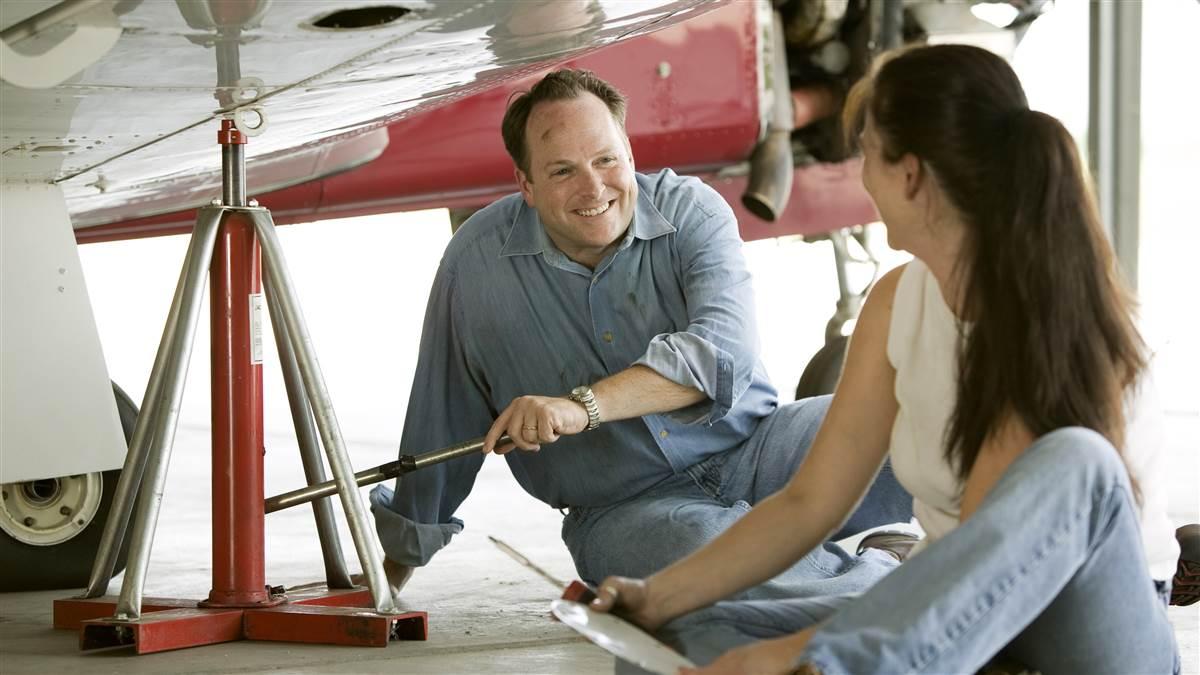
[569,386,601,431]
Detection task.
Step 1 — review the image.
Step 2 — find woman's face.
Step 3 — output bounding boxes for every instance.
[860,114,942,255]
[860,115,916,251]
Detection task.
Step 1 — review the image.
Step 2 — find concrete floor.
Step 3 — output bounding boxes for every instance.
[1,421,1197,674]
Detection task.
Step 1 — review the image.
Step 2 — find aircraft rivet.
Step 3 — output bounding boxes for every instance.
[60,506,72,516]
[249,199,259,207]
[23,517,34,527]
[57,286,65,292]
[58,268,66,274]
[77,519,85,525]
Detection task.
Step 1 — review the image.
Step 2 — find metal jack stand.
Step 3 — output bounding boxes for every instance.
[52,119,426,654]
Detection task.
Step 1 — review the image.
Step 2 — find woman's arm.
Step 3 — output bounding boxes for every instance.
[595,264,908,628]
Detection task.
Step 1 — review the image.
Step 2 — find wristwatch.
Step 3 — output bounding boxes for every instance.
[568,385,601,431]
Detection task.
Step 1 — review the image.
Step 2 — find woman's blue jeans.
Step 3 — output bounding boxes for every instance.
[652,427,1180,675]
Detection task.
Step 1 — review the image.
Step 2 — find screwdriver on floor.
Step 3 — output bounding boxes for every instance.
[488,535,596,603]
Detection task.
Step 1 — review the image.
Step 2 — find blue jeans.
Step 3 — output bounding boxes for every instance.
[651,427,1180,675]
[564,395,914,598]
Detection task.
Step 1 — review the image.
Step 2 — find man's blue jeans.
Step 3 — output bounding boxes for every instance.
[651,427,1180,674]
[563,395,914,599]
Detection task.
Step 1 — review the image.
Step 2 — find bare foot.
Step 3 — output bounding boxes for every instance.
[351,556,414,602]
[382,557,414,596]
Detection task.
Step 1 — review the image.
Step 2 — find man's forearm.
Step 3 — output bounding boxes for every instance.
[590,364,706,423]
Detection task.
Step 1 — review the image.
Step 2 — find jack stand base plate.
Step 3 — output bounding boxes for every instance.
[55,584,428,654]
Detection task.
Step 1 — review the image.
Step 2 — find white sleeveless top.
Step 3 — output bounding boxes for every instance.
[886,260,1178,581]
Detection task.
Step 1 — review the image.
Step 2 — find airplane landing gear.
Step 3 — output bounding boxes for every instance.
[0,383,138,592]
[795,334,850,400]
[795,225,880,399]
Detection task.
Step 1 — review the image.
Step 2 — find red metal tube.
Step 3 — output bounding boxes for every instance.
[205,210,268,607]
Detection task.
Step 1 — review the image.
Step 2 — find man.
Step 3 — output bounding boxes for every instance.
[369,69,912,597]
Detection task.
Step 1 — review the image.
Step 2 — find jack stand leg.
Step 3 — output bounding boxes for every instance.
[80,207,224,598]
[266,283,353,589]
[251,209,395,613]
[114,210,224,619]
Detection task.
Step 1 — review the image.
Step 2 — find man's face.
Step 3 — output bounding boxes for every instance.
[515,93,637,268]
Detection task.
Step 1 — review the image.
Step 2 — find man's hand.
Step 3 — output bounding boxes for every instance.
[483,395,589,453]
[589,575,667,631]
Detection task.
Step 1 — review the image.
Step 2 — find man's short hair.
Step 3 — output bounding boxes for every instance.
[501,69,628,176]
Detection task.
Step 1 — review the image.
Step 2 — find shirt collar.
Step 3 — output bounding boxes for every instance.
[500,182,677,259]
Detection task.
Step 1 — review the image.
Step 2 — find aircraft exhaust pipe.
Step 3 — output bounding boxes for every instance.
[742,130,793,222]
[742,9,794,222]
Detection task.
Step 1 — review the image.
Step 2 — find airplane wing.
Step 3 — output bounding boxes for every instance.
[0,0,725,486]
[1,0,725,228]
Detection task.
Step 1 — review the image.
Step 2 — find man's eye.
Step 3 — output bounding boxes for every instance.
[552,168,571,177]
[598,156,617,166]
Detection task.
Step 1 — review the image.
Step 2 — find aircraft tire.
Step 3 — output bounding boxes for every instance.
[0,382,138,593]
[794,335,850,400]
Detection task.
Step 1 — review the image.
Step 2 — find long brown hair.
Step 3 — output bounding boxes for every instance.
[846,44,1146,491]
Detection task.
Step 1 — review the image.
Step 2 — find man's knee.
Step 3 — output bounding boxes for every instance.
[740,395,833,487]
[781,394,833,428]
[570,498,747,582]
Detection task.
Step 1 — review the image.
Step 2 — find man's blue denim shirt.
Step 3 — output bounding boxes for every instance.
[371,169,779,566]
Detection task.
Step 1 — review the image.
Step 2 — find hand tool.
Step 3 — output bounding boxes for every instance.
[265,434,510,513]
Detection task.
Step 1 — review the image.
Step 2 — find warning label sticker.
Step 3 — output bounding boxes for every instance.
[250,293,264,364]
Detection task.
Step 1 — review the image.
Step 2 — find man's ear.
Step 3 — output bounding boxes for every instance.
[901,153,923,201]
[515,167,534,206]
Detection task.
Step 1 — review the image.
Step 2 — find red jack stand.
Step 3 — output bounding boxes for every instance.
[53,119,426,654]
[54,586,426,654]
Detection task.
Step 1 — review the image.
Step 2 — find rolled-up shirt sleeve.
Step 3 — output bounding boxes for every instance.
[369,263,494,567]
[634,190,759,425]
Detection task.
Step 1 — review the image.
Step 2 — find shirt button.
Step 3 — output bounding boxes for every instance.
[659,429,669,439]
[602,331,613,343]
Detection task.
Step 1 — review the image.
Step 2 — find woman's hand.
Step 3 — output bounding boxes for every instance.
[682,633,810,675]
[588,576,667,631]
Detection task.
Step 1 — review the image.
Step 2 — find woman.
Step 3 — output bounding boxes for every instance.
[591,44,1180,674]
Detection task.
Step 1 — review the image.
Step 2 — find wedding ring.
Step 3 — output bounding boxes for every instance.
[522,425,538,431]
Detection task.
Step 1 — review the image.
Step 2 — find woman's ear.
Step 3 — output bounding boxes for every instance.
[901,152,923,201]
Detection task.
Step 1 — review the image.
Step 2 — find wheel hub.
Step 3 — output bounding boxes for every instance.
[0,473,103,546]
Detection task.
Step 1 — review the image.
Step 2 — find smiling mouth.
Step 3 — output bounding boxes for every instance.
[574,200,613,218]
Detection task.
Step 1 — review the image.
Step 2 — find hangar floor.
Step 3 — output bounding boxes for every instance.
[0,416,1196,674]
